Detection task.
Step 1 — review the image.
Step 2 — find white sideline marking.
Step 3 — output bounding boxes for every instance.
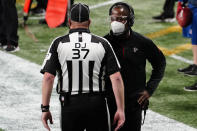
[0,51,196,131]
[28,16,45,20]
[142,110,197,131]
[170,54,193,64]
[0,50,60,131]
[18,16,45,21]
[89,0,123,9]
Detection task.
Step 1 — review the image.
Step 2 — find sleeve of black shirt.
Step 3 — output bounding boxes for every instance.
[102,39,121,76]
[144,39,166,96]
[40,39,60,76]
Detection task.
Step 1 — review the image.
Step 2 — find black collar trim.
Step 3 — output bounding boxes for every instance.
[69,28,90,34]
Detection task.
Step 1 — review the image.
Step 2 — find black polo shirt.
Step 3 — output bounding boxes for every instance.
[104,30,166,101]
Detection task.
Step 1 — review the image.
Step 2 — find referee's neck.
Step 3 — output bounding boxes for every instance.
[70,26,89,29]
[69,20,90,29]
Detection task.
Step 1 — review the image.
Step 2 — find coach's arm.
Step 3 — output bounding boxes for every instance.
[41,72,55,131]
[110,71,125,131]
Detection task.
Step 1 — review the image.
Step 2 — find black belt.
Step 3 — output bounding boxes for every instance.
[59,92,105,106]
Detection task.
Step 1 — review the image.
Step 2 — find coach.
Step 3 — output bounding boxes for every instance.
[104,2,166,131]
[40,3,125,131]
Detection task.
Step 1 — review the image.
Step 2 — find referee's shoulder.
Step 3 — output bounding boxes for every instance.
[90,33,111,46]
[51,34,70,45]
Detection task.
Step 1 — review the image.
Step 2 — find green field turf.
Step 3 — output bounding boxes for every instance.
[1,0,197,130]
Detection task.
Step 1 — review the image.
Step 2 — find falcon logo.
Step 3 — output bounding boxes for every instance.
[133,47,138,53]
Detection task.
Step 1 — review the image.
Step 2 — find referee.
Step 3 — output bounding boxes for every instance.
[40,3,125,131]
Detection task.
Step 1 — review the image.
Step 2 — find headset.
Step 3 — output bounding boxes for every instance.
[109,2,135,27]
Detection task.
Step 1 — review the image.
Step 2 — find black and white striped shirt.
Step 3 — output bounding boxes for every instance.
[41,28,120,94]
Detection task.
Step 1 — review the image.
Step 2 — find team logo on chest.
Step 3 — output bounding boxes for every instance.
[133,47,138,53]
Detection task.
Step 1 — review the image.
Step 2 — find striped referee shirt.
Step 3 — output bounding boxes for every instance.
[41,28,120,94]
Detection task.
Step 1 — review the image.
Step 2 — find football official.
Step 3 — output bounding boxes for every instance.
[104,2,166,131]
[40,3,125,131]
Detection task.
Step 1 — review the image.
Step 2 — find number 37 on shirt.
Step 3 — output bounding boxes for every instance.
[72,43,89,59]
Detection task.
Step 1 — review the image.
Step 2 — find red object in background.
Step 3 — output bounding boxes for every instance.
[176,2,192,27]
[46,0,68,28]
[23,0,32,16]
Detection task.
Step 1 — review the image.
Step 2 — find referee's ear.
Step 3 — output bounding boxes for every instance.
[88,19,91,27]
[68,18,71,28]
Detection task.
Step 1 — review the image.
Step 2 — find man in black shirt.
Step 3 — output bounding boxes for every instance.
[104,2,166,131]
[41,3,125,131]
[0,0,19,52]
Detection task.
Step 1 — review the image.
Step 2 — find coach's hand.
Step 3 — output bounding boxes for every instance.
[138,90,150,107]
[113,110,125,131]
[42,111,53,131]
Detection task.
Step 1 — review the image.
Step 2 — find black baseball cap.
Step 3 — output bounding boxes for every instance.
[70,3,90,22]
